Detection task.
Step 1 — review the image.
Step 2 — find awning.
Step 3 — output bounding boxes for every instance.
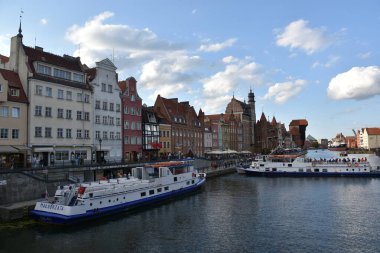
[12,145,31,151]
[0,146,18,153]
[33,147,54,153]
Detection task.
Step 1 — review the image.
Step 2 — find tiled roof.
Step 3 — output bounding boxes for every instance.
[118,80,126,93]
[0,69,28,103]
[23,46,83,72]
[366,128,380,135]
[85,68,97,82]
[0,54,9,63]
[289,119,308,126]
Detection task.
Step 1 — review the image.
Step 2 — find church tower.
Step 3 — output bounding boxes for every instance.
[248,88,256,150]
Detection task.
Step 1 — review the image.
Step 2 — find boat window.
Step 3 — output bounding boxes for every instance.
[192,180,195,184]
[322,169,328,172]
[187,181,190,185]
[90,203,92,206]
[352,169,355,172]
[89,193,93,198]
[346,169,348,171]
[306,168,312,172]
[149,190,154,195]
[288,164,292,167]
[314,169,319,172]
[299,169,304,172]
[265,168,270,172]
[141,192,146,197]
[260,164,265,167]
[123,196,125,199]
[364,169,367,171]
[174,177,178,182]
[272,168,277,172]
[164,186,169,191]
[116,198,119,201]
[157,188,162,193]
[100,201,102,204]
[108,199,111,203]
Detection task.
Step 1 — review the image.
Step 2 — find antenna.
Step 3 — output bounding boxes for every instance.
[112,48,115,63]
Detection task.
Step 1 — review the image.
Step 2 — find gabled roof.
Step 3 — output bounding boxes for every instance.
[259,112,267,122]
[0,69,28,103]
[96,58,117,70]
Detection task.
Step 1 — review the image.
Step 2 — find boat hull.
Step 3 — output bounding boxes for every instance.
[245,170,380,178]
[31,178,206,225]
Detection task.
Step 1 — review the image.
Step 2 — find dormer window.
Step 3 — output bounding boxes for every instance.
[10,88,19,97]
[37,64,51,75]
[73,73,84,83]
[54,68,71,80]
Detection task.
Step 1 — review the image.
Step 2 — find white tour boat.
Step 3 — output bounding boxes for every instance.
[241,151,380,177]
[31,160,206,224]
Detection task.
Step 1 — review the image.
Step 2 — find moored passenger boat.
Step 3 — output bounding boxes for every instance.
[31,160,206,224]
[244,153,380,177]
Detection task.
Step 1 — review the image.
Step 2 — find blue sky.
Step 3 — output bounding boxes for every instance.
[1,0,380,140]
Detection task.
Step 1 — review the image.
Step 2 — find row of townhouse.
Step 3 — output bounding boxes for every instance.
[357,128,380,150]
[0,29,205,168]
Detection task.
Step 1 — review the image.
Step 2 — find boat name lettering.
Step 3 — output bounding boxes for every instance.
[40,203,64,211]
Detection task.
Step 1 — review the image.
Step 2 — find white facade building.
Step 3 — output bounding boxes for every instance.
[8,31,93,166]
[86,59,122,163]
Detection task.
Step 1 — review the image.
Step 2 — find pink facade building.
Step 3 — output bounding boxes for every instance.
[118,77,142,162]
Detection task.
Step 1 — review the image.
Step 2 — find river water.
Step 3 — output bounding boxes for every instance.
[1,151,380,253]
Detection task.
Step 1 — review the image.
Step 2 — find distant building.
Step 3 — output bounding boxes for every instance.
[0,68,29,168]
[345,136,357,149]
[142,106,160,160]
[318,139,328,149]
[289,119,308,148]
[204,127,212,153]
[157,117,171,159]
[154,95,204,157]
[361,128,380,150]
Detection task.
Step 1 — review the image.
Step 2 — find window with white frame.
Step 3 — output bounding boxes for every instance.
[116,104,120,112]
[45,87,52,97]
[55,151,69,161]
[124,106,129,114]
[124,121,129,129]
[12,107,20,118]
[73,73,84,83]
[77,93,82,102]
[109,103,114,111]
[84,112,90,121]
[116,118,121,126]
[36,85,43,95]
[37,64,51,75]
[102,116,108,125]
[10,88,19,96]
[102,101,107,110]
[35,127,42,137]
[58,89,64,99]
[109,117,114,125]
[108,84,112,93]
[95,115,100,124]
[54,68,71,80]
[84,94,90,103]
[66,129,72,138]
[77,111,82,120]
[76,129,82,139]
[35,106,42,116]
[66,110,72,119]
[66,91,72,100]
[95,131,100,139]
[0,84,3,92]
[131,121,136,130]
[84,130,90,139]
[95,100,100,109]
[116,132,120,140]
[101,83,106,92]
[57,108,64,118]
[110,132,114,139]
[0,106,9,117]
[124,136,129,144]
[12,129,19,139]
[45,127,52,138]
[0,128,8,139]
[102,131,108,140]
[57,128,63,138]
[45,107,51,117]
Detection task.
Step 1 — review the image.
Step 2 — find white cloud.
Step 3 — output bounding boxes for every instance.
[199,38,237,52]
[357,52,371,59]
[327,66,380,100]
[66,11,184,70]
[0,34,11,55]
[312,55,340,68]
[276,19,332,54]
[40,18,48,25]
[201,57,264,113]
[139,52,201,100]
[264,79,307,104]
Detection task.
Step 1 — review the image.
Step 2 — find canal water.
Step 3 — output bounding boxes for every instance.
[1,151,380,253]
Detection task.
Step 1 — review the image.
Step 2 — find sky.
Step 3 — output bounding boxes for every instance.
[1,0,380,140]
